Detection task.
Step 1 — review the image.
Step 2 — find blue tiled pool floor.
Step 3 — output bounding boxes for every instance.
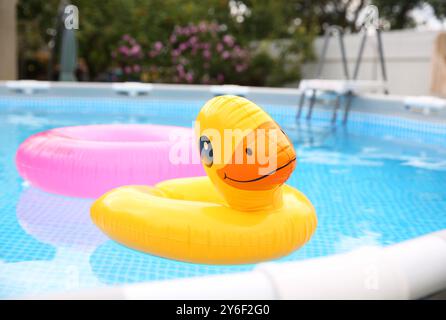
[1,97,446,298]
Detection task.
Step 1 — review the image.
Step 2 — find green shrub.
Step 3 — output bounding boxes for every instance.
[111,21,315,86]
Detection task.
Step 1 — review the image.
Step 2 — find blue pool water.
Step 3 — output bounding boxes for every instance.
[1,96,446,298]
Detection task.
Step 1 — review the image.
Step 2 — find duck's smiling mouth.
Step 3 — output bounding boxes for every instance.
[223,158,296,183]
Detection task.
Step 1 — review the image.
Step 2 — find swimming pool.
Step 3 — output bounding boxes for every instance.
[1,90,446,298]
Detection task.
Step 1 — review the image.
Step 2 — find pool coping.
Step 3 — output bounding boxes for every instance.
[1,81,445,138]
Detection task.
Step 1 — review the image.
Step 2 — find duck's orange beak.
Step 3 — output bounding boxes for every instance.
[217,122,296,191]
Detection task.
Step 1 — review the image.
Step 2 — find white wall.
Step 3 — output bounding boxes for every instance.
[302,29,440,96]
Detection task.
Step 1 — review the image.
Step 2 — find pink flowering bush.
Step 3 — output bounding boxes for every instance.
[111,35,144,81]
[158,21,250,84]
[110,21,310,86]
[112,22,251,84]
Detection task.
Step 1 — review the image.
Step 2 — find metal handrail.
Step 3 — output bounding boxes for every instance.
[316,25,350,80]
[297,25,350,122]
[344,6,389,124]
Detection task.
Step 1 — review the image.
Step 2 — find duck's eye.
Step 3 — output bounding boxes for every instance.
[199,136,213,167]
[245,147,253,156]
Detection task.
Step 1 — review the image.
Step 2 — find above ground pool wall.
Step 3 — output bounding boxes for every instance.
[2,81,446,299]
[40,230,446,300]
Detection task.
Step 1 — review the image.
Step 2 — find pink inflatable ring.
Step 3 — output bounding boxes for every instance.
[16,124,204,198]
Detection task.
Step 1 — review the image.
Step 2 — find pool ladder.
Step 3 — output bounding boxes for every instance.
[297,5,388,124]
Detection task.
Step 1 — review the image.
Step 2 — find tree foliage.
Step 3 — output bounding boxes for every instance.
[16,0,446,85]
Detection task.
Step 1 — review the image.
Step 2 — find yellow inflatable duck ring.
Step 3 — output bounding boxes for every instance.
[91,95,317,264]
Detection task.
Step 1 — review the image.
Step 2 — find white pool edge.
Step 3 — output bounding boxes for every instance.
[38,230,446,300]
